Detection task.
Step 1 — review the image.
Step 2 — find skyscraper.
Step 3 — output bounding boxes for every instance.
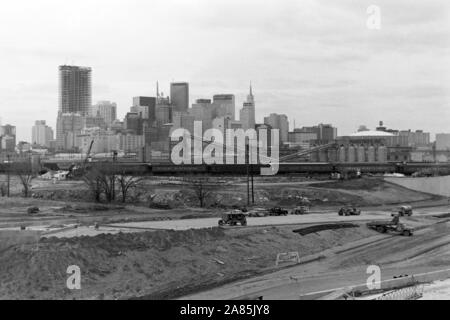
[170,82,189,112]
[131,96,156,122]
[239,84,256,130]
[32,120,54,147]
[59,65,92,115]
[213,94,236,120]
[264,113,289,143]
[92,101,117,126]
[0,124,16,152]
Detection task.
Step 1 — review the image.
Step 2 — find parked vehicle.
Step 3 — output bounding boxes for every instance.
[338,206,361,216]
[292,206,309,215]
[218,210,248,226]
[367,215,413,236]
[268,207,289,216]
[396,205,413,217]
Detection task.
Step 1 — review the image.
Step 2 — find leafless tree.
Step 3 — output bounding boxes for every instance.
[116,173,143,203]
[183,176,221,208]
[13,162,36,198]
[82,164,116,203]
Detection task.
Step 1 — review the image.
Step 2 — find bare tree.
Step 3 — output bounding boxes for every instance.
[183,176,221,208]
[82,163,116,203]
[116,173,143,203]
[13,162,36,198]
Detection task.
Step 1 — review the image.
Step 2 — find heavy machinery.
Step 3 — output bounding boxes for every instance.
[338,206,361,216]
[396,205,413,217]
[67,140,94,179]
[218,210,248,226]
[367,215,414,236]
[292,206,309,215]
[268,207,289,216]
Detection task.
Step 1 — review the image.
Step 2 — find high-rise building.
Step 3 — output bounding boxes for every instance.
[264,113,289,143]
[239,84,256,130]
[170,82,189,112]
[124,112,143,135]
[213,94,235,120]
[0,124,16,152]
[132,96,156,122]
[59,65,92,116]
[56,113,84,150]
[92,101,117,126]
[190,99,213,132]
[32,120,54,147]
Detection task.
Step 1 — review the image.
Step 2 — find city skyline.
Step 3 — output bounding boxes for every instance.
[0,0,449,142]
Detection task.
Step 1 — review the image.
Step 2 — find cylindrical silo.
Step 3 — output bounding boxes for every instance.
[339,146,346,162]
[357,145,365,163]
[328,148,337,163]
[347,145,356,163]
[310,150,319,162]
[367,145,376,163]
[377,145,387,163]
[319,149,328,162]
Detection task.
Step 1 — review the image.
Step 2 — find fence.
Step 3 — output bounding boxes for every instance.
[375,284,424,300]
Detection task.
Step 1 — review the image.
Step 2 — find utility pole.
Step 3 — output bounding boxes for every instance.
[6,154,11,197]
[250,146,255,204]
[246,143,250,206]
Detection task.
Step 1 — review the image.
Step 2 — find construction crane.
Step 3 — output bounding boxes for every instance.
[68,139,94,179]
[82,139,95,171]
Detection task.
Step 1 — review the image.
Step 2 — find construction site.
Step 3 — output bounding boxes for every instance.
[1,154,450,300]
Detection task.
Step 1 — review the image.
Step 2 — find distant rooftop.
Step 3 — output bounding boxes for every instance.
[348,130,394,137]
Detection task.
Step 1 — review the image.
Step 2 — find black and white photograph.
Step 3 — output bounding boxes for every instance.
[0,0,450,308]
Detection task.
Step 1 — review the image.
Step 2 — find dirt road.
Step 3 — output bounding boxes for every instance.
[46,205,450,238]
[180,220,450,300]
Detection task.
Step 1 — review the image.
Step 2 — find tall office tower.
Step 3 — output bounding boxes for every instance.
[92,101,117,126]
[190,99,213,132]
[56,113,84,150]
[132,96,156,122]
[0,124,16,152]
[32,120,54,147]
[213,94,235,120]
[170,82,189,112]
[264,113,289,143]
[239,84,256,130]
[124,112,143,135]
[59,65,92,116]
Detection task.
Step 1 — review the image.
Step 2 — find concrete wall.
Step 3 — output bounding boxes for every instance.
[385,175,450,197]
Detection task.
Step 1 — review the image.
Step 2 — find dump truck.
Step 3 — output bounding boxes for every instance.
[218,210,248,226]
[396,205,413,217]
[268,207,289,216]
[338,206,361,216]
[292,206,309,215]
[367,215,413,236]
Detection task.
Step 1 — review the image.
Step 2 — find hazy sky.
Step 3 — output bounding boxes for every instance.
[0,0,449,142]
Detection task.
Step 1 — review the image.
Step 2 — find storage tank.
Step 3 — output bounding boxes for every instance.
[357,145,365,163]
[367,145,376,163]
[339,146,346,162]
[377,145,387,163]
[310,150,319,162]
[328,148,337,163]
[347,145,356,163]
[319,149,328,162]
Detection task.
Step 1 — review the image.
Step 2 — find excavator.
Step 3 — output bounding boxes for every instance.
[67,140,94,179]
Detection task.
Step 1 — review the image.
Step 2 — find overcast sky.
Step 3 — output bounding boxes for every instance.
[0,0,449,142]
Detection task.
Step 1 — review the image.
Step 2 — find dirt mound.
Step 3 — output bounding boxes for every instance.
[0,225,374,300]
